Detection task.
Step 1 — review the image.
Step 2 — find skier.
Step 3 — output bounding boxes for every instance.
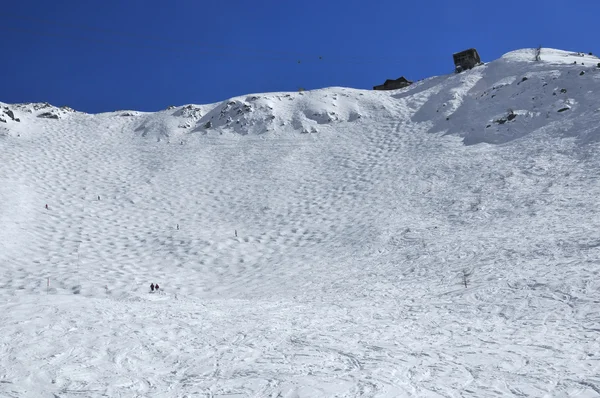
[150,283,155,292]
[45,204,48,210]
[155,284,160,291]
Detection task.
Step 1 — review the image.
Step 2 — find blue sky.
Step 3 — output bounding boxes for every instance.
[1,0,597,113]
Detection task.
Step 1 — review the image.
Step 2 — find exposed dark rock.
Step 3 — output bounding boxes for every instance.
[33,103,51,111]
[560,88,567,93]
[493,109,517,125]
[204,121,212,129]
[3,110,15,120]
[580,71,585,76]
[38,112,59,119]
[173,105,203,119]
[0,118,6,123]
[557,107,570,113]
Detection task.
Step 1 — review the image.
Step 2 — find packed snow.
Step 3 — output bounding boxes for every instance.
[1,48,600,397]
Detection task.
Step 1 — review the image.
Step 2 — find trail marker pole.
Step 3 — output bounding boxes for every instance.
[77,244,81,287]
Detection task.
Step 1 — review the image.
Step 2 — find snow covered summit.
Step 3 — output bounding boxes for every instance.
[1,48,600,397]
[3,48,599,144]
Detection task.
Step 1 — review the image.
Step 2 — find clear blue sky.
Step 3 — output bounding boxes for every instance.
[1,0,597,113]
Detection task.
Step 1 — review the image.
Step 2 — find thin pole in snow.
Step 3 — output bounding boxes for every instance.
[77,243,81,287]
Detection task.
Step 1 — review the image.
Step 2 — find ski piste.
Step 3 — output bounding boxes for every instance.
[1,48,600,397]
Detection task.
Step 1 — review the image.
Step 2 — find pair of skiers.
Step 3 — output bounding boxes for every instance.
[150,283,160,292]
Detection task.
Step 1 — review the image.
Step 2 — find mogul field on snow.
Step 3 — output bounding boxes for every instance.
[1,48,600,397]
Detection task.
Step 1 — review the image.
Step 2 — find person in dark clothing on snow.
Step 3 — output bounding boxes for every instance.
[155,284,160,291]
[150,283,155,292]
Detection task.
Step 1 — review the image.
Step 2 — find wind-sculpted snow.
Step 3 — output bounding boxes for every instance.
[1,48,600,397]
[407,48,600,145]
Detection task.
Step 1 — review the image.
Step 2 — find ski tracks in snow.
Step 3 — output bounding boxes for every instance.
[2,57,600,396]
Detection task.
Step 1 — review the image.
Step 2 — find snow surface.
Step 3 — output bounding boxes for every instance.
[1,48,600,397]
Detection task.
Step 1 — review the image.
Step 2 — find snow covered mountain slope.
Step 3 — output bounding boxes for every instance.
[1,48,600,397]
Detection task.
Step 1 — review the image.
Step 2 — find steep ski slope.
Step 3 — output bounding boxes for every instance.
[1,48,600,397]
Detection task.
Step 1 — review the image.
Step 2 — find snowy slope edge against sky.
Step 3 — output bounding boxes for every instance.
[2,47,600,146]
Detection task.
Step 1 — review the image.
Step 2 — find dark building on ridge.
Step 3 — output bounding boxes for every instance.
[453,48,482,73]
[373,76,413,91]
